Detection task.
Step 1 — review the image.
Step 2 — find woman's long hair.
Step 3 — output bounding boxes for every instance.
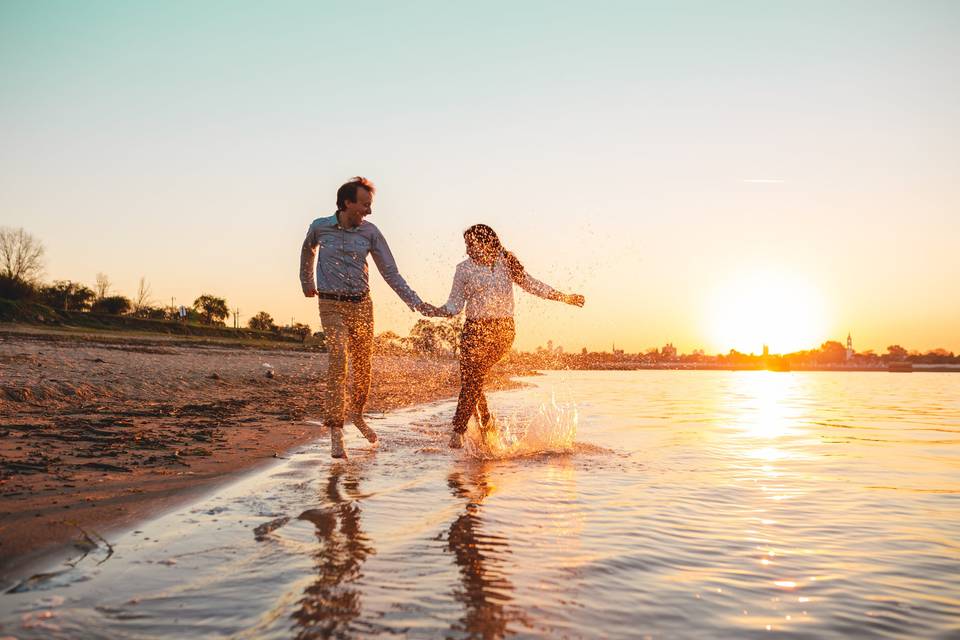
[464,224,525,284]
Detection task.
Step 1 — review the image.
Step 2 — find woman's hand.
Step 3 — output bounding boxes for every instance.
[563,293,585,307]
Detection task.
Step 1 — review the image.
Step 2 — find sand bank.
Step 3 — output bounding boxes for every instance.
[0,327,527,582]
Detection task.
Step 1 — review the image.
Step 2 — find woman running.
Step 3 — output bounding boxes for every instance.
[430,224,584,448]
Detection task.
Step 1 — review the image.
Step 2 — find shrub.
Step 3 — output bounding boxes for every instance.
[39,280,96,311]
[91,295,132,315]
[0,275,37,300]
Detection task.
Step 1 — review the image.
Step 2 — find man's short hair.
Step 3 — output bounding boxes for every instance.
[336,177,376,210]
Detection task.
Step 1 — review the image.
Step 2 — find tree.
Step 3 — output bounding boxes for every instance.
[886,345,908,361]
[133,276,153,314]
[0,227,45,283]
[40,280,96,311]
[817,340,847,364]
[193,294,229,325]
[92,295,132,315]
[435,316,464,357]
[407,319,444,354]
[248,311,276,332]
[95,272,111,299]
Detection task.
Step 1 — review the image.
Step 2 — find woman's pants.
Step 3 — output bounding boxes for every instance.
[452,318,515,433]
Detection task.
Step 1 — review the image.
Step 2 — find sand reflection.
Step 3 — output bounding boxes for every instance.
[290,462,374,639]
[446,464,524,639]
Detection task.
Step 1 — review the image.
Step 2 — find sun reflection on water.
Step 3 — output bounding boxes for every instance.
[728,371,805,440]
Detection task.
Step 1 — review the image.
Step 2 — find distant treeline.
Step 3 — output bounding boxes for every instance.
[507,339,960,369]
[0,227,314,341]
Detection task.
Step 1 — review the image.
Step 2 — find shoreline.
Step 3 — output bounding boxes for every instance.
[0,327,529,585]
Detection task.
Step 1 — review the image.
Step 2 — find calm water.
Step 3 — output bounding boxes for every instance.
[2,371,959,639]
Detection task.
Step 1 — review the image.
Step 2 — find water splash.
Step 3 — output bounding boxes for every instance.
[464,393,578,459]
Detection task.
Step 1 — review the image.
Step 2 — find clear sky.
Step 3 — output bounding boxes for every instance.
[2,1,958,354]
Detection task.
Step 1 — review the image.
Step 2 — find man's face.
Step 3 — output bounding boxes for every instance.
[340,187,373,228]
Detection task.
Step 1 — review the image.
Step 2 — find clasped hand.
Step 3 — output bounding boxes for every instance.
[416,302,444,317]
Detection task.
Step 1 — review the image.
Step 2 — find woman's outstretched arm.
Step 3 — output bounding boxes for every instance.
[519,272,585,307]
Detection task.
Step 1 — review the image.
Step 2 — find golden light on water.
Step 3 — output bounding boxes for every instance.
[732,371,800,440]
[707,271,828,354]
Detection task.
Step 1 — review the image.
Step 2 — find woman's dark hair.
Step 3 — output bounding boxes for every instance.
[336,176,376,211]
[464,224,525,284]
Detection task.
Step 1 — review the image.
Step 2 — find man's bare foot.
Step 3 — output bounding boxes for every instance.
[449,431,464,449]
[351,413,378,444]
[330,427,346,458]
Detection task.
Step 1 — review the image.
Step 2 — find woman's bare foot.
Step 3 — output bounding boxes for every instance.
[351,413,378,444]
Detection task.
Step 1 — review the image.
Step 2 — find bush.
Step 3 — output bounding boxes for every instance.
[39,280,96,311]
[0,275,37,300]
[131,305,168,320]
[91,295,132,315]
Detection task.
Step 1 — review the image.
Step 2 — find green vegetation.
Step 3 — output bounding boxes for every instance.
[0,297,305,342]
[0,227,317,346]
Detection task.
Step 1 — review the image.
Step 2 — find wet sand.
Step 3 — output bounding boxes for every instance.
[0,327,528,582]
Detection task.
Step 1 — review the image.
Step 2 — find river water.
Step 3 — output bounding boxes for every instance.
[2,370,959,639]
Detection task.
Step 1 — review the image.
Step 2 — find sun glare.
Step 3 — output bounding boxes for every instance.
[707,271,827,354]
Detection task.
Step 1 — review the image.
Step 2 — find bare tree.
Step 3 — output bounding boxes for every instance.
[0,227,45,283]
[133,276,153,313]
[95,272,111,299]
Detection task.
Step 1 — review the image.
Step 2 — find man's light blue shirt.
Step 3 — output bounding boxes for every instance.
[299,213,422,309]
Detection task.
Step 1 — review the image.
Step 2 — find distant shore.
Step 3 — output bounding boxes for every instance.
[536,363,960,372]
[0,325,529,585]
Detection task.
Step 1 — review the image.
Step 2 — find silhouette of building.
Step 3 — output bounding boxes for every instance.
[846,333,853,361]
[661,342,677,360]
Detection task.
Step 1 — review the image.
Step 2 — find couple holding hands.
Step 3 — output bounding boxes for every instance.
[300,177,584,458]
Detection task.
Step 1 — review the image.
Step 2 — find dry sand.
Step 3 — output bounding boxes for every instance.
[0,328,528,582]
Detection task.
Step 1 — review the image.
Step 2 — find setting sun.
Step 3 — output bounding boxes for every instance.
[706,271,828,354]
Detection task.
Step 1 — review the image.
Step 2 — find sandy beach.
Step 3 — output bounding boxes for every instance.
[0,327,526,583]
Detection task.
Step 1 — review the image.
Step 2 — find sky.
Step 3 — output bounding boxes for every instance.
[2,1,958,354]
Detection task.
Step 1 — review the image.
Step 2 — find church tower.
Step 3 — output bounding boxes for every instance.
[846,333,853,361]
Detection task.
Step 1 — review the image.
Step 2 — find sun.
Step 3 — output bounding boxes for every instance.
[706,270,827,354]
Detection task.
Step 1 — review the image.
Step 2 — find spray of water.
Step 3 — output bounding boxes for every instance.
[464,393,578,459]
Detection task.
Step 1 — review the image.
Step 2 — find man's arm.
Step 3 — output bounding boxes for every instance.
[300,223,319,297]
[369,228,423,309]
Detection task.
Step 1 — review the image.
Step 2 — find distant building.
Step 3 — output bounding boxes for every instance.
[846,333,853,361]
[547,340,554,353]
[762,344,769,357]
[661,342,677,360]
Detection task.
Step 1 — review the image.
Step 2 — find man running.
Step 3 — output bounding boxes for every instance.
[300,176,434,458]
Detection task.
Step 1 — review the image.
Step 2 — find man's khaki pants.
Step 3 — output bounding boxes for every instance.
[318,298,373,428]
